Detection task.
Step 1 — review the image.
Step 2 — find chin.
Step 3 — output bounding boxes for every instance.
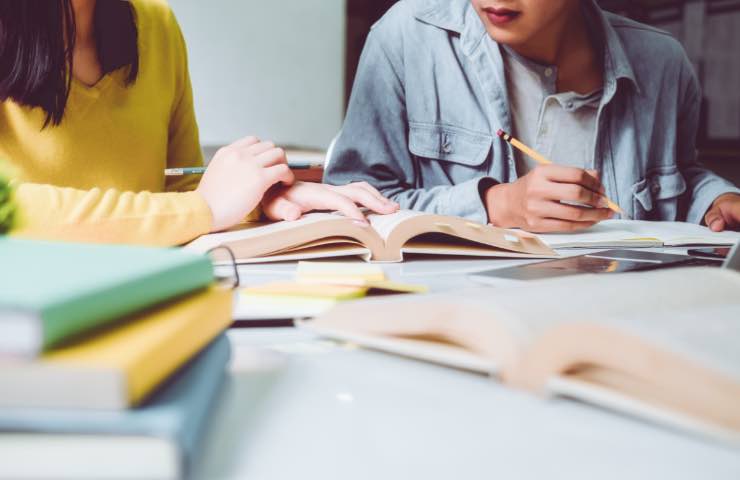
[484,28,529,47]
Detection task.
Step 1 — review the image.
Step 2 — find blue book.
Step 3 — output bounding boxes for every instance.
[0,334,230,480]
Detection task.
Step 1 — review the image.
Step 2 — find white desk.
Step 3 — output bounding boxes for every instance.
[196,255,740,480]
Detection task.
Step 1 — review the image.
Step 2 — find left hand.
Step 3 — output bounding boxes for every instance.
[261,181,400,225]
[704,193,740,232]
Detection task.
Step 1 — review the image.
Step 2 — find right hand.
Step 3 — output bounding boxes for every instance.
[485,165,614,232]
[196,136,294,232]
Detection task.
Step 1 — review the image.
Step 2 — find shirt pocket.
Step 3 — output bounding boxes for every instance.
[408,123,493,185]
[631,167,687,221]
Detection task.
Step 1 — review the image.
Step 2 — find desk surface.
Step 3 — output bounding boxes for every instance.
[197,255,740,480]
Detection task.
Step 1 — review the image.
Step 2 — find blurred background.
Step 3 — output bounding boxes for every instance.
[169,0,740,183]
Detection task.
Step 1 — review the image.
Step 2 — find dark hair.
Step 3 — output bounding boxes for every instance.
[0,0,139,127]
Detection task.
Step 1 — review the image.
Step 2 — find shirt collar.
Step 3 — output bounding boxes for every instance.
[411,0,487,55]
[411,0,640,93]
[583,0,640,95]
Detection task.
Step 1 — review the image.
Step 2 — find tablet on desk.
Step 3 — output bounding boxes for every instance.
[470,244,739,284]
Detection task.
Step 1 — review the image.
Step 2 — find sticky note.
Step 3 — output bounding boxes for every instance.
[296,262,386,283]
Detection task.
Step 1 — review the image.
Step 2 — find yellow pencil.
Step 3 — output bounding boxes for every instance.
[497,129,624,215]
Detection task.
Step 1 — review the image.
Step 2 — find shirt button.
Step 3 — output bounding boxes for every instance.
[544,68,554,77]
[651,182,661,194]
[566,101,574,109]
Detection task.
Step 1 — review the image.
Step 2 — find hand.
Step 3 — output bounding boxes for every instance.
[196,136,294,232]
[704,193,740,232]
[261,181,400,225]
[485,165,614,232]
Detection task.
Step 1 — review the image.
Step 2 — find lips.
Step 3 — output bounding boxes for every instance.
[483,7,521,26]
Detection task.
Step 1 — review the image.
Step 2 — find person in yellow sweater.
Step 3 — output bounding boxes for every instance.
[0,0,398,246]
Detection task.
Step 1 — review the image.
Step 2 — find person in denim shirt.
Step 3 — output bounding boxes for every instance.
[324,0,740,232]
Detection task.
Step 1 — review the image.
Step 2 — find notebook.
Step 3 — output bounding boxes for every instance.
[0,287,232,410]
[534,220,740,249]
[184,210,556,264]
[0,239,214,357]
[0,335,230,480]
[302,268,740,447]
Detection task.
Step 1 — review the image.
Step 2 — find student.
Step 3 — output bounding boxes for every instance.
[325,0,740,232]
[0,0,397,246]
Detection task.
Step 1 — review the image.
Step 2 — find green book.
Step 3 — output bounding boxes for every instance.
[0,239,214,357]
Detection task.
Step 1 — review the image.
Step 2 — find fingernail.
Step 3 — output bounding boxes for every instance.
[711,220,722,231]
[353,219,370,227]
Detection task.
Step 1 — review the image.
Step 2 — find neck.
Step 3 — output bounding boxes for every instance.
[71,0,96,45]
[510,3,590,67]
[510,4,602,93]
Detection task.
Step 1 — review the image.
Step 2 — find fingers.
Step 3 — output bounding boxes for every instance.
[333,184,398,214]
[345,181,398,207]
[262,194,302,222]
[263,164,295,186]
[230,136,261,149]
[543,182,608,209]
[528,218,597,233]
[533,201,613,223]
[542,165,605,194]
[310,188,368,224]
[247,141,278,157]
[705,206,726,232]
[256,147,288,168]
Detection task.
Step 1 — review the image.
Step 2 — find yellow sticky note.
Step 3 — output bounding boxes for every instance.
[242,282,368,301]
[296,262,386,283]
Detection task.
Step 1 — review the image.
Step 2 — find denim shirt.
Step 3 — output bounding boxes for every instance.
[324,0,740,225]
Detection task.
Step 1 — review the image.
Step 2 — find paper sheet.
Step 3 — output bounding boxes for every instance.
[533,220,740,249]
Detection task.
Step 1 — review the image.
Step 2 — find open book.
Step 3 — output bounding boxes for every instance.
[301,268,740,447]
[534,220,740,249]
[185,210,555,263]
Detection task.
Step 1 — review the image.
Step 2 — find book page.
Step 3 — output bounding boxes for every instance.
[541,303,740,446]
[533,220,740,248]
[439,268,740,351]
[185,213,341,253]
[625,221,740,246]
[531,221,660,248]
[594,304,740,383]
[367,210,427,241]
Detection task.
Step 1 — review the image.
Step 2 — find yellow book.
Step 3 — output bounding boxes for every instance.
[0,287,232,410]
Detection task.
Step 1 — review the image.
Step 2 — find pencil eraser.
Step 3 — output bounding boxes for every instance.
[496,129,505,138]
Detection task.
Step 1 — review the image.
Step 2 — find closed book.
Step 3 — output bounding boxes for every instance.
[0,238,214,357]
[0,334,231,480]
[0,286,232,409]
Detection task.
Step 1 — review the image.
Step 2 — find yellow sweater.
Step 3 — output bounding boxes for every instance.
[1,0,216,246]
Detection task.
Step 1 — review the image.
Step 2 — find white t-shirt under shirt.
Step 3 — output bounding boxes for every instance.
[500,44,603,176]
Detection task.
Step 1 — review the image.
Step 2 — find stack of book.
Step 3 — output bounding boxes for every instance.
[0,238,234,480]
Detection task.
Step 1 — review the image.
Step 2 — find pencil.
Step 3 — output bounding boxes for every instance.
[164,164,323,176]
[164,167,207,176]
[496,129,624,215]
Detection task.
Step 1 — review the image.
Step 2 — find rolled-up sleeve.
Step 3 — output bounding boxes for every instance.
[678,61,740,224]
